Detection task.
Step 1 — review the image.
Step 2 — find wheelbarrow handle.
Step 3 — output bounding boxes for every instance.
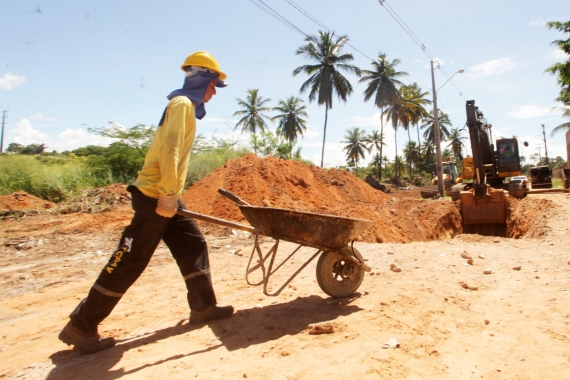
[218,188,252,206]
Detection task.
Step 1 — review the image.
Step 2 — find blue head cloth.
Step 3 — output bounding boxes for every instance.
[164,69,227,121]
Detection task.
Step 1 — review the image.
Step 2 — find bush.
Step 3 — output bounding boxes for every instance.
[0,154,115,202]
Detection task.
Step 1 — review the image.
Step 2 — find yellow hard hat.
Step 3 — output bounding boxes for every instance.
[181,51,227,80]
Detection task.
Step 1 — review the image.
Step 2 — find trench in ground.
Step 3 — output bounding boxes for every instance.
[444,196,538,239]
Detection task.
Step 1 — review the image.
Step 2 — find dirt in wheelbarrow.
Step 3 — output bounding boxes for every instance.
[1,153,570,379]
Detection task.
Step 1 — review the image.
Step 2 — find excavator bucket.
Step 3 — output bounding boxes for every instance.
[459,187,507,225]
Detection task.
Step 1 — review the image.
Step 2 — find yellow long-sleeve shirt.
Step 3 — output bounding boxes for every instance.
[133,96,196,199]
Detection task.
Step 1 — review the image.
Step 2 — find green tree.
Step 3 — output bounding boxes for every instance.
[382,86,419,178]
[6,143,24,153]
[442,148,453,161]
[550,106,570,136]
[87,123,156,181]
[342,127,370,175]
[271,96,308,142]
[399,83,431,177]
[392,155,406,177]
[88,123,155,155]
[70,145,106,157]
[233,89,272,153]
[359,53,407,178]
[366,130,387,178]
[446,128,467,162]
[545,21,570,106]
[293,30,360,168]
[403,141,419,176]
[12,143,46,155]
[250,130,279,157]
[421,140,435,173]
[420,110,452,146]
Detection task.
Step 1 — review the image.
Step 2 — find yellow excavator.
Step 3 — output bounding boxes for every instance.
[456,100,521,226]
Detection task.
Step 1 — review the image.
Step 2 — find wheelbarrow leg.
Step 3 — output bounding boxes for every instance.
[245,235,279,287]
[262,248,321,297]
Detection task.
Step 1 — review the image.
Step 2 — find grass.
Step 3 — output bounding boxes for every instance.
[0,154,115,202]
[186,147,249,186]
[0,147,250,203]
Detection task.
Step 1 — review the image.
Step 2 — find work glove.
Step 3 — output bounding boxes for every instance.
[156,194,178,218]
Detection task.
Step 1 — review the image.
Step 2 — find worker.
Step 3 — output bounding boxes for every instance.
[58,52,233,355]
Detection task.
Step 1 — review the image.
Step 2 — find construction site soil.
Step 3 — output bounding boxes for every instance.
[1,153,569,379]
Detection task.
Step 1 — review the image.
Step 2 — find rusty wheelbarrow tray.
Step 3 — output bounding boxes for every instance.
[176,189,374,298]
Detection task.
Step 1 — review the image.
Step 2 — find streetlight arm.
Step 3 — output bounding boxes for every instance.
[436,69,464,93]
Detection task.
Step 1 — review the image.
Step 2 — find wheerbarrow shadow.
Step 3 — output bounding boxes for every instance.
[46,294,362,379]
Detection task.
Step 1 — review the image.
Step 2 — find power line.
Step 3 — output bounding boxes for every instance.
[282,0,374,61]
[246,0,309,38]
[246,0,434,95]
[276,0,436,93]
[377,0,464,98]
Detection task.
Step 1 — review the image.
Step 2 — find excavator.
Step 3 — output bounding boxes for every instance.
[456,100,522,227]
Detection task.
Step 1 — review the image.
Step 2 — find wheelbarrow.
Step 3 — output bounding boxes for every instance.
[176,189,374,298]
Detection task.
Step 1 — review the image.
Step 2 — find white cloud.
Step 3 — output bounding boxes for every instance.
[304,129,319,138]
[468,58,520,79]
[506,105,553,119]
[0,73,26,90]
[53,128,115,151]
[29,113,58,122]
[528,18,546,27]
[6,118,115,152]
[549,48,568,60]
[6,119,50,146]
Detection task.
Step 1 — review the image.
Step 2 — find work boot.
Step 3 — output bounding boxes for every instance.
[189,305,234,325]
[58,321,115,355]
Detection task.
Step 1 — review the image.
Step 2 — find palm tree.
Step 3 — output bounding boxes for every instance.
[393,155,406,177]
[271,96,308,142]
[399,84,431,177]
[421,140,435,173]
[293,30,360,168]
[421,110,452,146]
[550,106,570,136]
[382,87,418,178]
[403,141,419,176]
[342,127,370,176]
[370,152,382,171]
[359,53,407,178]
[446,128,467,162]
[233,89,272,154]
[366,130,387,178]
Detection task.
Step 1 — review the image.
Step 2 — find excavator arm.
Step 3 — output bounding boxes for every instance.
[459,100,507,225]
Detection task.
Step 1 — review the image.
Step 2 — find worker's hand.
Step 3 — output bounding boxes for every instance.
[156,194,178,218]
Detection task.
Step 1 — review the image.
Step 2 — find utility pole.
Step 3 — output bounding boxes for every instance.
[430,61,444,198]
[537,145,542,165]
[541,124,549,164]
[0,110,7,153]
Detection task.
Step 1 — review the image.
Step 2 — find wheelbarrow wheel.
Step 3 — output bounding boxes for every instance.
[316,250,364,298]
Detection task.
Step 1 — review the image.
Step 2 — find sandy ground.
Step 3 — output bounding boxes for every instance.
[0,191,569,379]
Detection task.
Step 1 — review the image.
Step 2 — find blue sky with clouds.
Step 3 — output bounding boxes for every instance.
[1,0,568,167]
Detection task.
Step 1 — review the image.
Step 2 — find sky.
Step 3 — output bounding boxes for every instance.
[1,0,569,168]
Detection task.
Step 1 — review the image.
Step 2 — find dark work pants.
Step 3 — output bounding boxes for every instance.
[71,186,217,334]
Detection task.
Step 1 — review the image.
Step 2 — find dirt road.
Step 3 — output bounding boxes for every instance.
[1,191,569,379]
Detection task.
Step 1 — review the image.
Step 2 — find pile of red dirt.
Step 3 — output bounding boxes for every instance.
[0,191,55,211]
[183,154,463,243]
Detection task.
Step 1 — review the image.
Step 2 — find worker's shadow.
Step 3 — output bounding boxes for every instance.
[45,294,361,379]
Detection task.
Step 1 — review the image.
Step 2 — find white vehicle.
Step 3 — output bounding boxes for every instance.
[510,175,529,189]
